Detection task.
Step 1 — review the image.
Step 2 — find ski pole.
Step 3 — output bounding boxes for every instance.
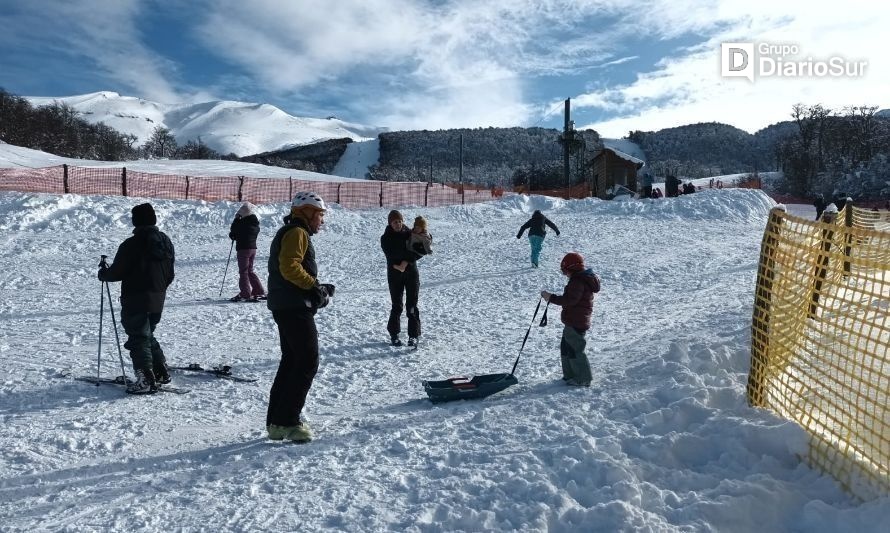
[511,297,544,375]
[219,240,235,298]
[96,261,106,386]
[104,280,129,382]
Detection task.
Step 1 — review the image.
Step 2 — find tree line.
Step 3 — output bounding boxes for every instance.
[368,127,602,189]
[775,104,890,198]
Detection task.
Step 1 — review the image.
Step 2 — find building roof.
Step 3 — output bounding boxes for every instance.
[593,147,645,167]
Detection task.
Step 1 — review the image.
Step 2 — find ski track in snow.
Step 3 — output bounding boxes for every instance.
[1,189,886,532]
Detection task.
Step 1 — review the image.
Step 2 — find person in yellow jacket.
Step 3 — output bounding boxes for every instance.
[265,192,334,443]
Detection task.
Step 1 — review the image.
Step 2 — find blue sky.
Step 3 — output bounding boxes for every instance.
[0,0,886,137]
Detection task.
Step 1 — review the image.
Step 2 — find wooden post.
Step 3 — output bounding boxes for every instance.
[748,207,785,406]
[843,198,854,275]
[62,164,69,194]
[563,98,571,188]
[379,182,384,207]
[238,176,244,202]
[337,183,342,205]
[458,133,463,189]
[424,182,430,207]
[185,176,190,200]
[121,167,127,197]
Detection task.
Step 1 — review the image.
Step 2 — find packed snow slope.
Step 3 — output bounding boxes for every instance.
[0,189,887,531]
[26,91,383,157]
[0,142,364,182]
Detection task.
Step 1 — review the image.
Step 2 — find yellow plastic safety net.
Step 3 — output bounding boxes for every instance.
[748,204,890,500]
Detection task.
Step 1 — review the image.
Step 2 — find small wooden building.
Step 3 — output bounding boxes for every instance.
[591,147,644,199]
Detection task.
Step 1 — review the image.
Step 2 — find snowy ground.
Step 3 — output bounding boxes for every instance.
[1,188,887,531]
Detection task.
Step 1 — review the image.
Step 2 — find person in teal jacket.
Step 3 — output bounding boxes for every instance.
[517,210,560,267]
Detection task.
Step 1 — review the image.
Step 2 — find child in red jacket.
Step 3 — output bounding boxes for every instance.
[541,252,601,386]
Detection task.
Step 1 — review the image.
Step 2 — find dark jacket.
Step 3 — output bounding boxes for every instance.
[381,225,416,269]
[101,226,175,313]
[517,211,560,239]
[548,268,600,332]
[229,214,260,250]
[266,216,323,314]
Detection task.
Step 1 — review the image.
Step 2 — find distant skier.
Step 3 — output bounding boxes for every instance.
[228,202,266,302]
[639,170,654,198]
[516,210,560,267]
[97,203,175,393]
[813,194,827,221]
[265,192,334,443]
[540,252,600,387]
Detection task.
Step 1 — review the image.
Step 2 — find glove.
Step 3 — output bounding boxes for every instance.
[320,283,336,298]
[228,232,235,240]
[540,290,551,302]
[555,231,560,236]
[97,266,108,281]
[311,284,330,309]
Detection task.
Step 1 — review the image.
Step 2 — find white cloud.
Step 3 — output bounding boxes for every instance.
[0,0,193,103]
[2,0,886,135]
[575,1,890,135]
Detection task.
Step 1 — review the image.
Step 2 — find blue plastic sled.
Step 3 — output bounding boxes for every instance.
[423,373,518,403]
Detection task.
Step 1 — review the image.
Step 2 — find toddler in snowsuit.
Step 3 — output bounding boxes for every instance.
[541,252,600,386]
[517,210,559,267]
[395,216,433,272]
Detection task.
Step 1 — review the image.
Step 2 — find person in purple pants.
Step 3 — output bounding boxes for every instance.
[229,202,266,302]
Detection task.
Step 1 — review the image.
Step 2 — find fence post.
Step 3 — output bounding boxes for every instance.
[337,183,341,205]
[238,176,244,202]
[379,182,384,207]
[121,167,127,197]
[843,198,854,275]
[425,183,430,207]
[185,176,190,200]
[62,164,69,194]
[289,177,293,200]
[809,209,837,318]
[748,207,785,407]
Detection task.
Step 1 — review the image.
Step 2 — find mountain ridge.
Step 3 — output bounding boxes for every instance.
[25,91,385,158]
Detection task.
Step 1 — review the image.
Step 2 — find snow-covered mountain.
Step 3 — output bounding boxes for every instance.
[26,91,385,158]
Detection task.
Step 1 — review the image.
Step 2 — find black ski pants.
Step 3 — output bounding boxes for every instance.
[387,266,421,339]
[120,308,165,374]
[266,310,319,427]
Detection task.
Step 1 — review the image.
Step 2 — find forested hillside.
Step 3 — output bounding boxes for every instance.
[369,127,602,188]
[628,122,767,178]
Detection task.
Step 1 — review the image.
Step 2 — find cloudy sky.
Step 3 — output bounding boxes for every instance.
[1,0,886,137]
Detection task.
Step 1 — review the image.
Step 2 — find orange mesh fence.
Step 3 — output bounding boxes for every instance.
[0,164,513,208]
[335,181,381,209]
[748,205,890,500]
[67,166,124,196]
[428,183,464,206]
[383,181,428,207]
[241,176,291,204]
[0,166,65,194]
[128,171,189,200]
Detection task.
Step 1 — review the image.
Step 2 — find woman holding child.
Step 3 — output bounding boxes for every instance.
[380,210,431,347]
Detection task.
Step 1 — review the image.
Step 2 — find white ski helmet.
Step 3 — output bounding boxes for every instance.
[291,192,326,211]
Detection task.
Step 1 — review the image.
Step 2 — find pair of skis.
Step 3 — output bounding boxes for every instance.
[169,363,257,383]
[75,375,190,395]
[74,364,256,394]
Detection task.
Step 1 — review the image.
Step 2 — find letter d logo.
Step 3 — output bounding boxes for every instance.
[721,42,755,81]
